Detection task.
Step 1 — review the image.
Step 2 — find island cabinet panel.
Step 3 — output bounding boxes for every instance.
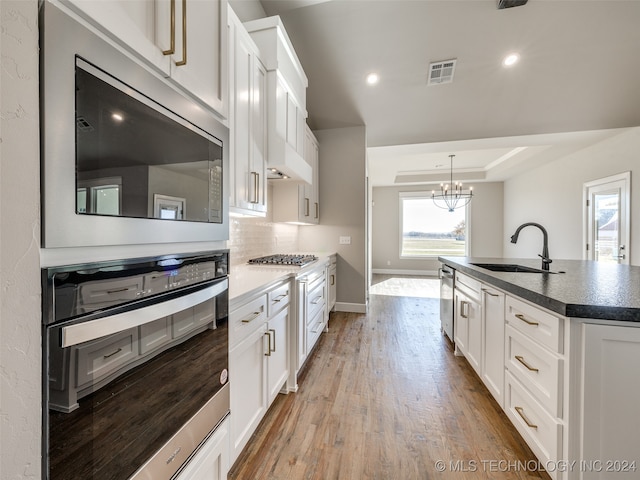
[481,285,505,407]
[577,322,640,479]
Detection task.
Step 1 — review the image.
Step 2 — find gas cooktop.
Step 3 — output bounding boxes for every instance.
[247,254,318,267]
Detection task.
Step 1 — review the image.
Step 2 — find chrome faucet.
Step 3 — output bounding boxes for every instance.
[510,222,552,271]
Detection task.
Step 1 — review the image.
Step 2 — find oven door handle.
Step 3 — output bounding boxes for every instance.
[61,279,228,347]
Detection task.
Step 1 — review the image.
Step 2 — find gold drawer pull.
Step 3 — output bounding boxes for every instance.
[482,288,499,297]
[241,311,262,323]
[269,328,276,352]
[311,296,323,305]
[515,406,538,429]
[264,331,272,356]
[515,313,539,326]
[272,294,287,303]
[103,347,122,359]
[515,355,539,372]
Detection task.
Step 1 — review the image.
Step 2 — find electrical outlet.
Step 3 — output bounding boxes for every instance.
[339,236,351,245]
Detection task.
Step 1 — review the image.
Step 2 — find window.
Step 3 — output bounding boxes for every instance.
[400,192,467,257]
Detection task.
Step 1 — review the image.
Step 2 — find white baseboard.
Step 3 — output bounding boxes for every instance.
[335,302,367,313]
[371,268,438,276]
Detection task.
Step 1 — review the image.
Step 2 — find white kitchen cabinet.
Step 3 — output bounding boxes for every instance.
[327,254,337,312]
[229,280,291,465]
[228,8,267,215]
[577,323,640,479]
[61,0,228,117]
[244,16,312,183]
[454,272,482,376]
[481,285,505,407]
[271,124,320,224]
[174,417,230,480]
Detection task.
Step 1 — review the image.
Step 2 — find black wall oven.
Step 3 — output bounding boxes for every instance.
[40,1,229,248]
[42,251,230,480]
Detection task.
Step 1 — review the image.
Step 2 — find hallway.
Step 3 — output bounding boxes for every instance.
[228,279,549,479]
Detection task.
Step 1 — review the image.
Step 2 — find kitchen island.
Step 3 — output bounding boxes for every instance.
[439,256,640,480]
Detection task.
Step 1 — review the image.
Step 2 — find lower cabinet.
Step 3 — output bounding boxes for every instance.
[229,280,291,466]
[577,322,640,479]
[481,285,505,407]
[174,417,230,480]
[454,272,482,376]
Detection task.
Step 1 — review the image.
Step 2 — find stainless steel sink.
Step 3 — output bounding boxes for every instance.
[470,263,554,273]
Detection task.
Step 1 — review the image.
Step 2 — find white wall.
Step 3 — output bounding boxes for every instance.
[371,182,504,274]
[0,1,42,478]
[504,127,640,265]
[299,126,368,311]
[228,0,266,22]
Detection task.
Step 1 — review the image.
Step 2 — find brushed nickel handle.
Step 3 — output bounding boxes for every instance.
[515,313,538,326]
[269,328,276,352]
[264,331,272,356]
[305,197,310,216]
[103,347,122,359]
[162,0,176,55]
[175,0,187,66]
[482,288,499,297]
[515,355,539,372]
[241,311,262,323]
[515,406,538,429]
[250,172,259,203]
[460,300,469,319]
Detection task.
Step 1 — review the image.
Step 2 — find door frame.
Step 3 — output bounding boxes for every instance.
[582,171,630,263]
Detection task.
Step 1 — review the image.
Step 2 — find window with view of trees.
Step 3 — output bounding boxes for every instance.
[400,192,467,257]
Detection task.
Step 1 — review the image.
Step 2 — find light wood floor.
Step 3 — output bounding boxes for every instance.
[229,279,550,480]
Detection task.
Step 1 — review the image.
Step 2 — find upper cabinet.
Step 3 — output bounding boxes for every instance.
[59,0,228,118]
[228,7,267,215]
[244,16,312,183]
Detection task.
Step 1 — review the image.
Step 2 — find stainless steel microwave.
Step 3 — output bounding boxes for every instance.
[40,2,229,248]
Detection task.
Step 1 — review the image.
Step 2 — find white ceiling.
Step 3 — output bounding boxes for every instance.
[258,0,640,186]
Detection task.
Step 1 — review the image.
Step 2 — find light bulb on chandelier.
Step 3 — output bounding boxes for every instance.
[432,154,473,212]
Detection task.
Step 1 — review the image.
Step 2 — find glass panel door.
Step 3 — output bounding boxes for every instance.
[592,191,620,263]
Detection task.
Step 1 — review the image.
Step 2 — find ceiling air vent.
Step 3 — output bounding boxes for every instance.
[428,59,457,85]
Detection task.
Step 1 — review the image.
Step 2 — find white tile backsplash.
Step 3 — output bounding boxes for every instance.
[228,215,299,266]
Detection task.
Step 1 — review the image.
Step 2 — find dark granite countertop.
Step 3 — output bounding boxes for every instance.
[438,256,640,322]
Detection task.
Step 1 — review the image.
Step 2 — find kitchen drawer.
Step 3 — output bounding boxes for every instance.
[230,294,268,348]
[306,304,325,353]
[506,325,563,417]
[268,281,291,316]
[506,295,563,353]
[307,280,326,320]
[455,271,481,303]
[139,317,171,355]
[505,371,562,475]
[172,298,216,339]
[78,275,144,311]
[75,328,139,388]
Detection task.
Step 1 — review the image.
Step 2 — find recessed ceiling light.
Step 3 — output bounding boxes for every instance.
[366,73,379,85]
[112,113,124,122]
[502,53,520,67]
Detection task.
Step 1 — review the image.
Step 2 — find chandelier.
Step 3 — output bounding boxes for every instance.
[432,154,473,212]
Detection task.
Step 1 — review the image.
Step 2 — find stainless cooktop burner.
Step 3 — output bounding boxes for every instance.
[248,254,318,267]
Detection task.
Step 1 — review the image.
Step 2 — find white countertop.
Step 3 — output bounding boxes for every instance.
[228,252,336,304]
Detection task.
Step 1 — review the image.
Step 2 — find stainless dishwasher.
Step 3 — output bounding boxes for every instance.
[439,264,455,342]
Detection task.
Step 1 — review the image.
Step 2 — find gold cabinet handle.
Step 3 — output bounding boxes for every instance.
[515,355,539,372]
[482,288,499,297]
[311,295,323,305]
[241,311,262,323]
[305,197,310,216]
[515,406,538,429]
[515,313,539,326]
[103,347,122,359]
[162,0,176,55]
[175,0,187,66]
[250,172,260,203]
[330,274,335,286]
[269,328,276,352]
[460,300,469,318]
[315,202,319,219]
[264,331,272,356]
[272,294,287,303]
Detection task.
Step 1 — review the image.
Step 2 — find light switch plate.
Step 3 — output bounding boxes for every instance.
[339,236,351,245]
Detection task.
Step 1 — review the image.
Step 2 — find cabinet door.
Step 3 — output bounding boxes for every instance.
[266,307,289,405]
[163,0,228,116]
[174,417,230,480]
[481,286,505,407]
[581,323,640,477]
[250,58,267,211]
[466,296,482,376]
[63,0,170,76]
[229,325,267,464]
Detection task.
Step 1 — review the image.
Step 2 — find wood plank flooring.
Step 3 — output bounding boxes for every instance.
[229,281,550,480]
